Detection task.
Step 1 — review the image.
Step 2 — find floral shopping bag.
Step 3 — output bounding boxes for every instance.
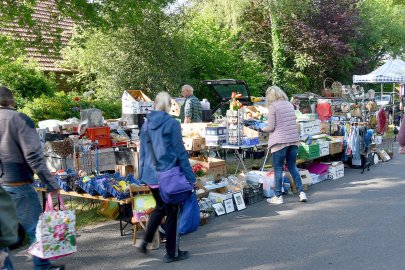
[28,194,77,259]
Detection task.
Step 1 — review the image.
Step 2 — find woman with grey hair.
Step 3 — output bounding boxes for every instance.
[138,92,196,263]
[262,86,307,205]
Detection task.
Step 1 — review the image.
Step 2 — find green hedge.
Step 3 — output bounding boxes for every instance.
[0,58,56,105]
[20,92,122,125]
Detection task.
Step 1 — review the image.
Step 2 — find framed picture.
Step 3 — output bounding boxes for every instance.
[212,203,226,216]
[233,192,246,211]
[223,199,235,214]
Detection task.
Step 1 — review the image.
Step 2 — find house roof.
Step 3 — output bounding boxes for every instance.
[0,1,74,72]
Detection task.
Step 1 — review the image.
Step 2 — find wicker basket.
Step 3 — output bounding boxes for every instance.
[321,78,334,97]
[331,81,342,97]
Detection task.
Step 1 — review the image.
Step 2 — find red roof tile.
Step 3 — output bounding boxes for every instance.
[0,0,74,72]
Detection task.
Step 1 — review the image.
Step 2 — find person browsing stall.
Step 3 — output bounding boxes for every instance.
[138,91,196,263]
[262,86,308,205]
[0,86,64,270]
[180,84,202,123]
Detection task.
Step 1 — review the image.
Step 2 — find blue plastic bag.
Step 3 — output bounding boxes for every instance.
[179,191,200,235]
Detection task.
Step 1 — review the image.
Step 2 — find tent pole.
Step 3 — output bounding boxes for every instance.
[393,83,395,125]
[381,84,383,108]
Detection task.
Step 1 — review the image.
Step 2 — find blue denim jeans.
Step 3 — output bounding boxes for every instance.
[2,185,51,270]
[272,145,303,197]
[1,248,13,270]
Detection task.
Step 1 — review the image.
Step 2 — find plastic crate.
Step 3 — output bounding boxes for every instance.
[104,173,138,200]
[93,176,112,198]
[298,143,320,160]
[243,137,259,146]
[205,126,227,136]
[55,175,72,192]
[33,179,47,189]
[85,126,112,148]
[55,169,81,192]
[243,184,264,205]
[76,178,98,196]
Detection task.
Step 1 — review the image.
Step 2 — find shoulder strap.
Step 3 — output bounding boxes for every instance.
[144,120,157,166]
[0,159,4,178]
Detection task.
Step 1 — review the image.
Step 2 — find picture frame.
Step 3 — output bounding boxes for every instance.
[212,203,226,216]
[223,199,235,214]
[233,192,246,211]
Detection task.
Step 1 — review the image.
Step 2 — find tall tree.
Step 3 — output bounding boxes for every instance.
[61,9,188,99]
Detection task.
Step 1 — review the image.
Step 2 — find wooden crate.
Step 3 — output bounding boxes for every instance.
[329,141,343,155]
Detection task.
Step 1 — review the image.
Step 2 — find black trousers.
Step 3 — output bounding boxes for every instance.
[144,188,180,258]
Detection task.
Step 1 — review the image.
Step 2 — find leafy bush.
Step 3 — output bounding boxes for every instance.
[20,92,121,125]
[0,57,57,104]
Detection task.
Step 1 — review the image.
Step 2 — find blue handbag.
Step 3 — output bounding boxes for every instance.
[145,123,193,204]
[179,191,200,235]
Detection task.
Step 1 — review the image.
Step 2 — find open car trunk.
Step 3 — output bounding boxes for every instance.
[201,79,253,118]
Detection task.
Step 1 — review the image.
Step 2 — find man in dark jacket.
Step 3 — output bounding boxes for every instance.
[0,86,64,270]
[0,185,18,270]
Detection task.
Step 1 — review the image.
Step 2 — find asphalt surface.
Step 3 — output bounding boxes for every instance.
[10,149,405,270]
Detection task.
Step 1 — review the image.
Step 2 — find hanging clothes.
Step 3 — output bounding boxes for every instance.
[376,108,388,134]
[316,103,332,121]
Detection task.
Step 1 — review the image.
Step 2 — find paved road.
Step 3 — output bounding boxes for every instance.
[10,150,405,270]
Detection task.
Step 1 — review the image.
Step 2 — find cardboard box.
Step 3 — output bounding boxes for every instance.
[115,165,134,177]
[189,157,226,178]
[377,149,391,162]
[243,127,268,143]
[181,123,209,137]
[205,135,227,146]
[299,169,312,185]
[183,137,206,151]
[189,157,225,169]
[122,90,154,114]
[206,126,227,136]
[324,161,344,180]
[318,141,330,157]
[170,98,182,117]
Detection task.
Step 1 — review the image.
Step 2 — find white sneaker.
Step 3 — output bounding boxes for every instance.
[299,192,307,202]
[267,196,284,205]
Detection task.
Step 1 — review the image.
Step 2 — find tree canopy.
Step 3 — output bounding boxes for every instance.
[2,0,405,100]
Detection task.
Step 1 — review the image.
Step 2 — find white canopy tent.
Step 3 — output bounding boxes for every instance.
[353,59,405,83]
[353,59,405,124]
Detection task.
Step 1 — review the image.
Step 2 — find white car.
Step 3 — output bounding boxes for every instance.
[375,94,392,106]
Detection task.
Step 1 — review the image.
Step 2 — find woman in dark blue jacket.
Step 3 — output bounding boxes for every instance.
[138,92,196,263]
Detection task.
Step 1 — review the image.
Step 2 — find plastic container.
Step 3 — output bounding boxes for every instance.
[243,184,264,205]
[201,99,210,110]
[76,178,98,196]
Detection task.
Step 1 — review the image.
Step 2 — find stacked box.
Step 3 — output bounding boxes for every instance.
[318,141,330,157]
[327,162,344,180]
[298,143,320,160]
[299,169,312,185]
[297,120,321,137]
[329,140,343,155]
[205,126,227,136]
[122,90,154,114]
[205,135,227,146]
[226,109,244,145]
